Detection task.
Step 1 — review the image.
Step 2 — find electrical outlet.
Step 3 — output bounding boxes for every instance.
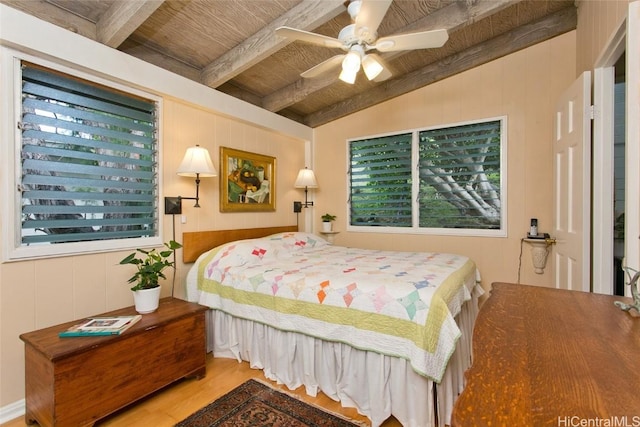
[293,201,302,213]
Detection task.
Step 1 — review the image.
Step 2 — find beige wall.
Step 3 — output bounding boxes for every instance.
[313,31,577,294]
[576,0,631,74]
[163,100,306,298]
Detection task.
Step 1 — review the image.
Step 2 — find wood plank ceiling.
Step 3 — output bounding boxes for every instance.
[2,0,577,128]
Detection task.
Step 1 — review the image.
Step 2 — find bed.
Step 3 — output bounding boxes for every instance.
[184,227,482,427]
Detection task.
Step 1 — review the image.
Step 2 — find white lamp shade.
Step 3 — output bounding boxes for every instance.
[177,145,217,177]
[339,67,358,84]
[339,50,361,84]
[362,54,383,80]
[342,50,361,73]
[294,168,318,188]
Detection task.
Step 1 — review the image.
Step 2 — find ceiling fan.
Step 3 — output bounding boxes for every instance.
[275,0,448,84]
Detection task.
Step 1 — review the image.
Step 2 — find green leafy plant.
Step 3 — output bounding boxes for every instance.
[119,240,182,291]
[321,213,336,222]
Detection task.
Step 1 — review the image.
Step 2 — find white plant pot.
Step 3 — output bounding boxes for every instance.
[132,286,161,314]
[322,221,332,232]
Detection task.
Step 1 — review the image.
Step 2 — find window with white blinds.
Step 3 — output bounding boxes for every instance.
[348,117,506,235]
[19,63,159,247]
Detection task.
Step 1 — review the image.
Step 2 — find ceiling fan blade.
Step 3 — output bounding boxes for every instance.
[300,55,345,78]
[275,26,343,49]
[374,29,449,52]
[354,0,392,36]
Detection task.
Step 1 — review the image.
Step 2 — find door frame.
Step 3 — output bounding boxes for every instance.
[592,18,625,295]
[626,2,640,289]
[592,2,640,296]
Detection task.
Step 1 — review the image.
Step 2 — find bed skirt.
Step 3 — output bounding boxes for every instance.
[203,284,482,427]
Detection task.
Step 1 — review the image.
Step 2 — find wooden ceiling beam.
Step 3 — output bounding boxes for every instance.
[200,0,345,88]
[97,0,164,48]
[0,0,96,39]
[303,6,577,128]
[261,0,517,113]
[118,38,202,82]
[402,0,515,34]
[262,73,338,112]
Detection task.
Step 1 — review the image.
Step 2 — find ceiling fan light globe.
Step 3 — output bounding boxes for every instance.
[342,50,361,73]
[362,55,383,80]
[339,68,358,84]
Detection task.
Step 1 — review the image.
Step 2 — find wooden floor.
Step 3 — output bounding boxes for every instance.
[2,354,402,427]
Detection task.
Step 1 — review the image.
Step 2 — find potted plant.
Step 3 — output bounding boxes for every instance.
[321,213,336,232]
[119,240,182,314]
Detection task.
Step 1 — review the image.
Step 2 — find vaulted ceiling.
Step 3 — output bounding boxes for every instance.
[2,0,577,128]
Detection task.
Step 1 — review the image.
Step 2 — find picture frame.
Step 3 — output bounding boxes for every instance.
[220,147,276,212]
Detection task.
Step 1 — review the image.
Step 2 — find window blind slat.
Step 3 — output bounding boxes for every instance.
[23,217,154,229]
[421,121,499,139]
[22,175,154,191]
[23,190,154,202]
[23,205,155,215]
[22,113,154,146]
[22,144,154,169]
[22,159,155,180]
[23,97,154,133]
[23,229,155,245]
[22,129,154,157]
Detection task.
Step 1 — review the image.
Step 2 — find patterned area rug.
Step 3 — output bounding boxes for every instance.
[175,379,366,427]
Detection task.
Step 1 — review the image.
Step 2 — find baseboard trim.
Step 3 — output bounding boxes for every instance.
[0,399,25,424]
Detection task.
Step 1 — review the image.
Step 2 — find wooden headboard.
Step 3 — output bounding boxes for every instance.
[182,225,298,263]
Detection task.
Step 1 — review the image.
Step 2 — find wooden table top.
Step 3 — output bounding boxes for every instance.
[451,282,640,427]
[19,297,207,361]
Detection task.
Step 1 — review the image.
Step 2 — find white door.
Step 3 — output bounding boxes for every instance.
[553,72,591,292]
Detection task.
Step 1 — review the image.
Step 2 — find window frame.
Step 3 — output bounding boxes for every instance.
[2,49,164,261]
[346,116,507,237]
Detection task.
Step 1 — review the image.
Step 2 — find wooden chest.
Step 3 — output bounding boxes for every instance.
[20,297,208,427]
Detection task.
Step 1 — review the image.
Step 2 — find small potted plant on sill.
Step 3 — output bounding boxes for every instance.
[119,240,182,314]
[321,213,336,232]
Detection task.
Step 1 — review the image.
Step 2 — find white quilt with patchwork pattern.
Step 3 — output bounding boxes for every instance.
[188,232,479,382]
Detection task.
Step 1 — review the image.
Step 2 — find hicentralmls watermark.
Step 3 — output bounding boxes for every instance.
[558,416,640,427]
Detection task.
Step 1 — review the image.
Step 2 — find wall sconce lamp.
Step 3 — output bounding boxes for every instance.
[164,145,217,215]
[294,167,318,211]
